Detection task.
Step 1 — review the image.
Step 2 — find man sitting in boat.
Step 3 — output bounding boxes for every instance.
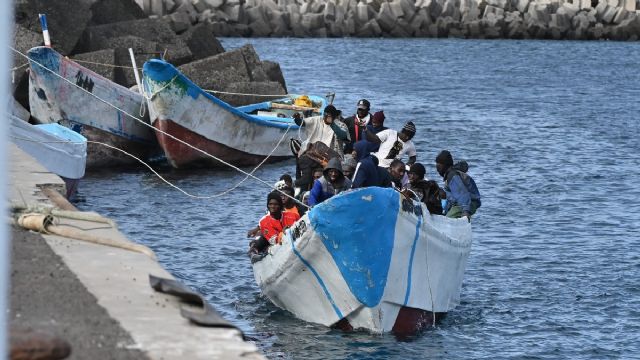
[435,150,481,219]
[341,155,357,180]
[308,158,352,206]
[293,105,350,192]
[351,141,385,188]
[380,159,406,189]
[365,120,417,169]
[260,191,300,245]
[405,162,444,215]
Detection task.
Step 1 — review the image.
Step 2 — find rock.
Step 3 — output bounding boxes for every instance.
[261,60,287,92]
[390,0,405,18]
[613,6,630,23]
[11,25,42,92]
[14,0,92,55]
[217,81,286,107]
[192,0,209,13]
[249,18,272,36]
[595,1,610,20]
[426,0,444,20]
[179,23,225,60]
[561,1,580,17]
[516,0,529,13]
[301,13,325,30]
[89,0,146,25]
[621,0,636,11]
[71,49,119,83]
[487,0,509,9]
[139,0,166,16]
[356,2,370,24]
[484,5,505,17]
[178,49,251,93]
[239,44,268,82]
[608,0,619,7]
[205,0,225,8]
[400,0,417,19]
[377,2,398,31]
[246,4,266,23]
[601,5,618,22]
[324,0,337,21]
[168,11,191,32]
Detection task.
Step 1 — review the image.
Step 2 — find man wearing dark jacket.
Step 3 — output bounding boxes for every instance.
[308,158,352,206]
[343,99,371,154]
[435,150,481,219]
[407,163,443,215]
[351,141,383,188]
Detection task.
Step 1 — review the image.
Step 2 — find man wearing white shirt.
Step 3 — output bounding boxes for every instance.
[365,121,417,168]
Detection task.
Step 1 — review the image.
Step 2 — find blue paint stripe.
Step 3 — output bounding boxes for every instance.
[289,235,344,319]
[39,14,48,31]
[403,214,423,306]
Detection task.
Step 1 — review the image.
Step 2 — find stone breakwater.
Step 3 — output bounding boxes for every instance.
[137,0,640,40]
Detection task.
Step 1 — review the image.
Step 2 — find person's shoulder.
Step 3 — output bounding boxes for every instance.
[259,213,272,223]
[284,211,301,221]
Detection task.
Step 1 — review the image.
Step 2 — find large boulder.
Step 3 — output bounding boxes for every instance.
[239,44,268,82]
[261,60,287,92]
[217,81,286,106]
[89,0,147,25]
[177,49,251,93]
[71,49,119,83]
[178,23,225,60]
[14,0,93,55]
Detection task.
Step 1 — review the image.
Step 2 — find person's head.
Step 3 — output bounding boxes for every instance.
[435,150,454,177]
[280,186,295,206]
[267,191,284,216]
[353,140,373,161]
[323,105,339,124]
[408,163,426,184]
[453,160,469,173]
[389,159,406,181]
[280,174,293,188]
[371,110,385,128]
[342,155,357,180]
[398,121,416,142]
[323,157,344,183]
[356,99,370,117]
[312,167,324,182]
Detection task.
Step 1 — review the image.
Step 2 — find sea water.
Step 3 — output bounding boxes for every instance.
[77,38,640,359]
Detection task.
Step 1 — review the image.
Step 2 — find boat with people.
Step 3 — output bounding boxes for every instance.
[142,58,330,168]
[27,46,158,168]
[9,114,87,199]
[251,186,473,334]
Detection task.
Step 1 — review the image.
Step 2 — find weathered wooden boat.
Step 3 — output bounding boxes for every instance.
[142,58,329,168]
[27,46,157,168]
[252,187,473,334]
[10,116,87,199]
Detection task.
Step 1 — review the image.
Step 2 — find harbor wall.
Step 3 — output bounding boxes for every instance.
[136,0,640,40]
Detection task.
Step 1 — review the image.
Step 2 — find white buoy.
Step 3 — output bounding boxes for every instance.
[38,14,51,47]
[128,48,143,95]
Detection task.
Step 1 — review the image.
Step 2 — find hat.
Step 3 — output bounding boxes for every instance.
[402,121,416,136]
[357,99,370,110]
[324,104,339,117]
[435,150,454,167]
[408,163,426,179]
[372,110,385,124]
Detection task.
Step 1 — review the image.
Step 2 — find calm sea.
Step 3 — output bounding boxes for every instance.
[77,38,640,359]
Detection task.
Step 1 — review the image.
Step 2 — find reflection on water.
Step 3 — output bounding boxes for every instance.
[77,38,640,359]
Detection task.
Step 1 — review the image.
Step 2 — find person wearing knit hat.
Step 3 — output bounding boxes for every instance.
[363,119,418,168]
[435,150,481,220]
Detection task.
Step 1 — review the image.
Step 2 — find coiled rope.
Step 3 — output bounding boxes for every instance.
[10,46,309,209]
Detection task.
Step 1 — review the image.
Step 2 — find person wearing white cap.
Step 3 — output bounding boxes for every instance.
[365,121,417,168]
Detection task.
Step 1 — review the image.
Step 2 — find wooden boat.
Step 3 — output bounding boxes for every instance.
[10,116,87,199]
[142,58,329,168]
[27,46,158,168]
[251,187,473,334]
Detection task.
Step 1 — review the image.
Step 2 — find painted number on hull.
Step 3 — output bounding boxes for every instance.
[75,71,94,92]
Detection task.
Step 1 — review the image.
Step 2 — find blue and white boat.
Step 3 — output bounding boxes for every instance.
[10,116,87,199]
[252,187,473,334]
[27,46,157,168]
[143,58,329,168]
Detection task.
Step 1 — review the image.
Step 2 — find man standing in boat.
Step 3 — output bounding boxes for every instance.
[293,105,350,192]
[435,150,481,219]
[343,99,372,154]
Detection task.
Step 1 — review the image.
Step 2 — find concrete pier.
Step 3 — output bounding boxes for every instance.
[8,143,264,360]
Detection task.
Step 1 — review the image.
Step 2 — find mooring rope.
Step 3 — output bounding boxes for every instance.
[9,46,309,209]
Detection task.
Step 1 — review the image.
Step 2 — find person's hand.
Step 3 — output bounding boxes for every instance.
[247,227,260,238]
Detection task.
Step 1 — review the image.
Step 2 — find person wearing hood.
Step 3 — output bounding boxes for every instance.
[351,140,384,188]
[308,157,352,206]
[435,150,481,219]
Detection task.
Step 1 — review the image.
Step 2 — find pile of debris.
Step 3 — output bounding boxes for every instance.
[11,0,288,110]
[139,0,640,40]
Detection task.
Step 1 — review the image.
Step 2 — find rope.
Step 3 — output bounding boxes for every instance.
[9,47,308,209]
[10,62,29,71]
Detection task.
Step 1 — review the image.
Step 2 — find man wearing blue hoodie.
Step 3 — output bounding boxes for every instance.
[351,141,384,188]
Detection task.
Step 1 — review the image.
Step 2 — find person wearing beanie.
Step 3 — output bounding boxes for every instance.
[364,119,417,168]
[341,154,358,180]
[258,191,300,245]
[405,162,444,215]
[435,150,481,219]
[308,157,352,206]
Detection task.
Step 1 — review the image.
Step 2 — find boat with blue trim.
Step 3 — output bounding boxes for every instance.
[252,187,473,334]
[142,58,329,168]
[27,46,158,168]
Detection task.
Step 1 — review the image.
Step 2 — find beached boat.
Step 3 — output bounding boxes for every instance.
[27,46,157,168]
[252,187,473,334]
[10,116,87,199]
[142,58,328,168]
